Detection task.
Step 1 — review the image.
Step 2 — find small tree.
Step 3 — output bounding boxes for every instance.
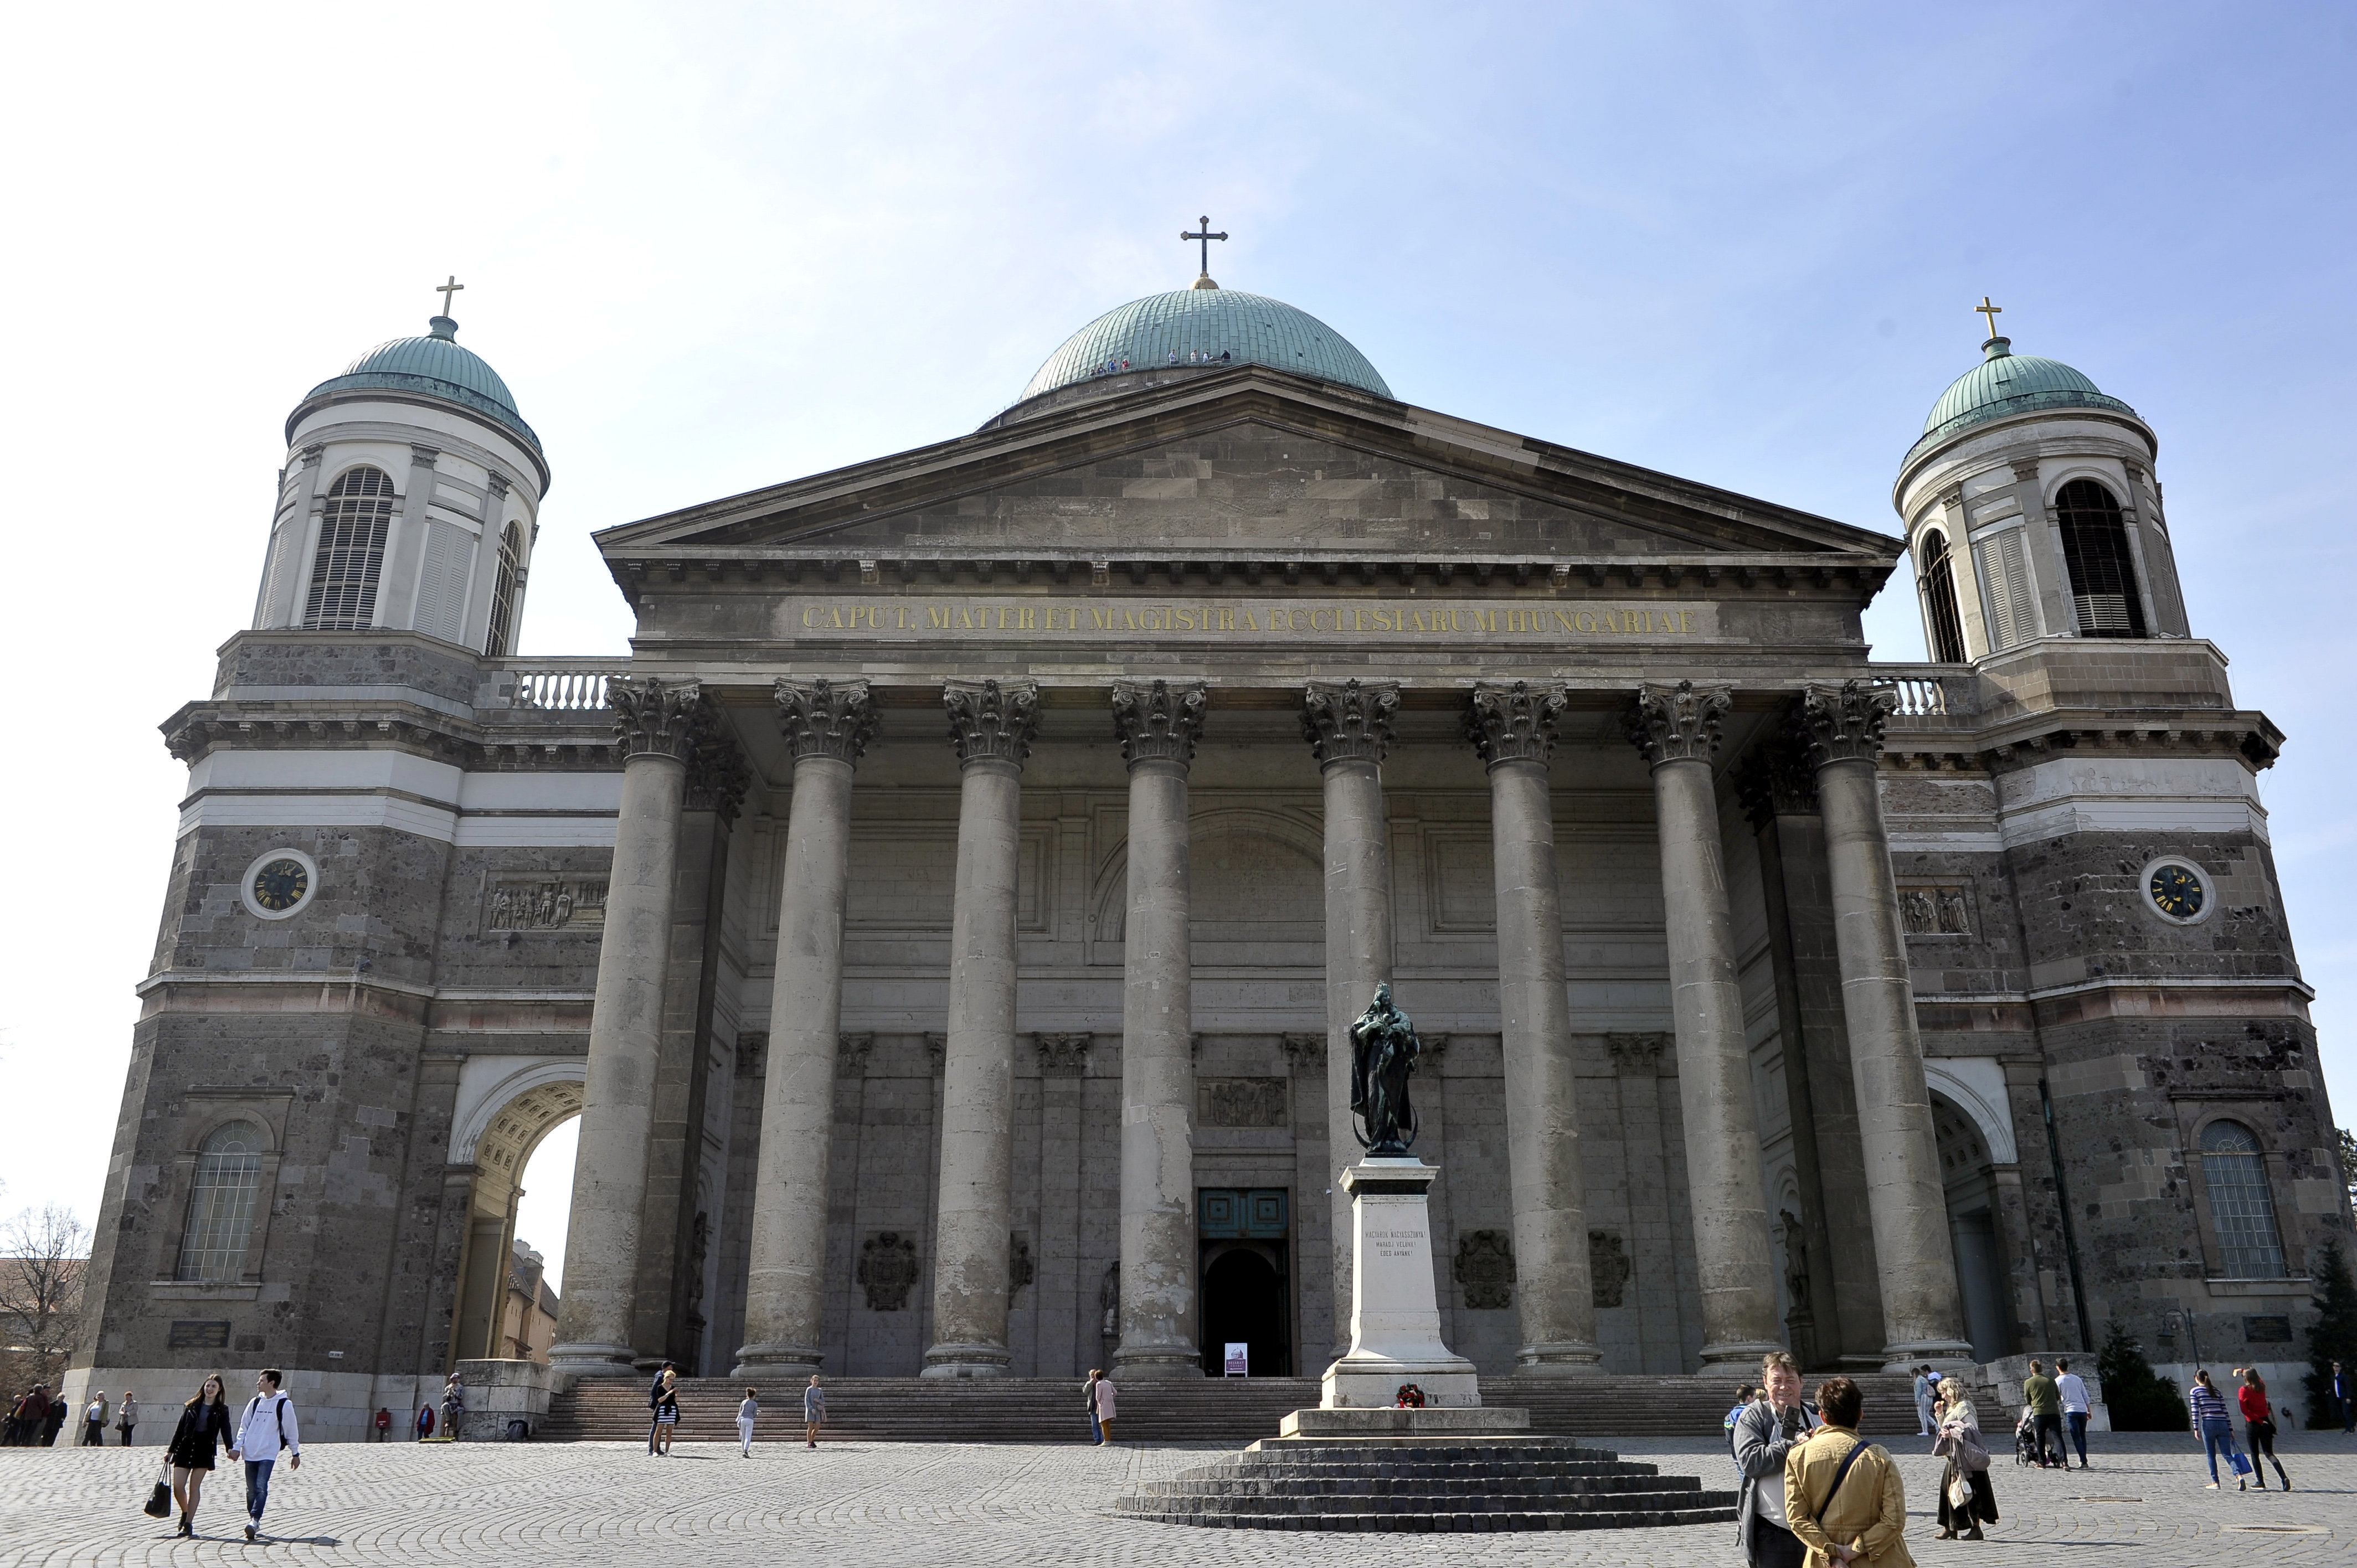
[2097,1319,2188,1431]
[2338,1128,2357,1211]
[2305,1237,2357,1428]
[0,1204,90,1395]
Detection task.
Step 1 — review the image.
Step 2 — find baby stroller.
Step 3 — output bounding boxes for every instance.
[2011,1409,2045,1467]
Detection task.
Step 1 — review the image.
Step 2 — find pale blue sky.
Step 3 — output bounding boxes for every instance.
[3,3,2351,1290]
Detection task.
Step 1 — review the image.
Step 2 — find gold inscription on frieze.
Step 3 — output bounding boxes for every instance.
[783,597,1712,643]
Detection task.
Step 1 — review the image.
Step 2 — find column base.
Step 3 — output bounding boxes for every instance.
[1696,1339,1789,1370]
[1878,1339,1978,1374]
[1113,1343,1203,1379]
[548,1342,639,1376]
[920,1343,1011,1379]
[1514,1342,1607,1375]
[731,1342,824,1378]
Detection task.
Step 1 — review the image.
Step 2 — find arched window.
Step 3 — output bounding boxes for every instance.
[2053,479,2147,638]
[176,1122,267,1282]
[485,520,525,656]
[302,466,397,630]
[2200,1120,2286,1278]
[1917,529,1968,663]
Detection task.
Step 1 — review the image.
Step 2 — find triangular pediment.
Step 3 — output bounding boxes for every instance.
[596,367,1897,568]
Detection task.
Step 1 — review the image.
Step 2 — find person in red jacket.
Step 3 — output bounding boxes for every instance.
[2236,1368,2293,1491]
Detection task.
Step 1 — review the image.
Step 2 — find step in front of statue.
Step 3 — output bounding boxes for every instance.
[1110,1436,1738,1531]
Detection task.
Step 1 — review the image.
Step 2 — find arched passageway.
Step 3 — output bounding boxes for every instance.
[451,1075,582,1366]
[1931,1094,2013,1363]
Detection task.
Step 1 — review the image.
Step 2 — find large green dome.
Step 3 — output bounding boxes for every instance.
[1017,286,1392,405]
[1913,337,2135,454]
[294,316,542,454]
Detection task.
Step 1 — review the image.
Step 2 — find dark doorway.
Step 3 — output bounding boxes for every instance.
[1198,1187,1291,1375]
[1200,1244,1290,1375]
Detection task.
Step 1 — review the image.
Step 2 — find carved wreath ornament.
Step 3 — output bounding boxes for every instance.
[857,1232,919,1312]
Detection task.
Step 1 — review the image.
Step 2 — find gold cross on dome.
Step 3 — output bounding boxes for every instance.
[1975,296,2003,340]
[436,275,465,316]
[1181,216,1228,276]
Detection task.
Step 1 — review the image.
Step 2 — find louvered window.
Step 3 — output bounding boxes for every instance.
[2054,478,2147,637]
[2200,1120,2287,1278]
[302,466,396,629]
[1972,526,2040,650]
[413,520,477,644]
[486,521,524,656]
[176,1122,266,1283]
[1918,529,1968,663]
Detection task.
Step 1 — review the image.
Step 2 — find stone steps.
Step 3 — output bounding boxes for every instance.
[538,1371,1933,1444]
[1110,1435,1737,1531]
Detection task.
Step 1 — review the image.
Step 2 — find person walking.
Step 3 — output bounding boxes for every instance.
[1735,1350,1820,1568]
[1083,1370,1104,1443]
[2021,1360,2065,1468]
[2052,1358,2092,1469]
[164,1374,234,1539]
[1913,1366,1936,1436]
[227,1368,301,1543]
[803,1375,825,1449]
[372,1407,391,1443]
[116,1391,138,1447]
[650,1370,680,1456]
[2237,1368,2292,1490]
[1784,1376,1912,1567]
[737,1388,759,1456]
[81,1390,108,1446]
[415,1402,434,1441]
[2188,1369,2247,1490]
[1092,1371,1118,1446]
[2334,1360,2355,1434]
[1932,1380,1998,1540]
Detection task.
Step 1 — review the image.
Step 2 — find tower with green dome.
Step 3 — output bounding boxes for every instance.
[253,286,549,657]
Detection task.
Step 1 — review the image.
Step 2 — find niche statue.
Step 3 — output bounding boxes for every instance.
[1349,981,1421,1156]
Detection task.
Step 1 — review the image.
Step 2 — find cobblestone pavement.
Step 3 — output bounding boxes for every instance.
[3,1431,2351,1566]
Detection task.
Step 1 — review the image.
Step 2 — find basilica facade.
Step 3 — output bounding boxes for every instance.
[69,267,2346,1437]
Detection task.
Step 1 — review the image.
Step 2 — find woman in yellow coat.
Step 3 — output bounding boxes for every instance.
[1784,1376,1915,1568]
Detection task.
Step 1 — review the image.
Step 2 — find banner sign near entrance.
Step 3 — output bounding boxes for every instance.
[1224,1343,1249,1377]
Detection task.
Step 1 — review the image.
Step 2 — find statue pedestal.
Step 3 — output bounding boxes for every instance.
[1319,1158,1482,1410]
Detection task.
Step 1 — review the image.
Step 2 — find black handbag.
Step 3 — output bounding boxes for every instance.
[142,1462,172,1519]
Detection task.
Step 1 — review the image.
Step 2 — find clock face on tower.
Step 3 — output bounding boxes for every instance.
[2147,860,2207,921]
[251,858,310,913]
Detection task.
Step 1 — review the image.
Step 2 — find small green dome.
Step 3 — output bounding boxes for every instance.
[1017,287,1392,405]
[1914,337,2136,452]
[296,317,542,454]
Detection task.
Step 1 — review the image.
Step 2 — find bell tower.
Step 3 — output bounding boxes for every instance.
[254,282,550,654]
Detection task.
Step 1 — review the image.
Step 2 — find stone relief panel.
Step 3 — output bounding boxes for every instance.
[1454,1230,1516,1309]
[1898,883,1974,937]
[857,1232,919,1311]
[485,876,607,931]
[1197,1077,1289,1127]
[1589,1229,1631,1308]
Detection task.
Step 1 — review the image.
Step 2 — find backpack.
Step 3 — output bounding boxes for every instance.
[244,1394,290,1452]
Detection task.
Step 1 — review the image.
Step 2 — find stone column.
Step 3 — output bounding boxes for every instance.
[1626,680,1783,1368]
[1110,679,1208,1379]
[735,678,878,1375]
[923,679,1040,1378]
[552,678,711,1373]
[1798,681,1975,1369]
[1467,681,1602,1373]
[1302,678,1399,1358]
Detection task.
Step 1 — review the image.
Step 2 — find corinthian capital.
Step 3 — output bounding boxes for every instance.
[774,677,878,764]
[944,678,1039,767]
[1110,678,1207,769]
[1626,680,1731,767]
[612,678,713,764]
[1799,680,1897,767]
[1301,679,1398,768]
[1466,680,1566,768]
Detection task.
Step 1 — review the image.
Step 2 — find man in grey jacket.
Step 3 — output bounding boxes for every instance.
[1733,1350,1818,1568]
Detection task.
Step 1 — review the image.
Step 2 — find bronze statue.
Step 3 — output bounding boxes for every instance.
[1349,981,1421,1155]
